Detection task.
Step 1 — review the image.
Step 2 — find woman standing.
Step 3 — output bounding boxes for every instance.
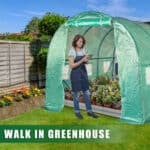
[68,34,98,119]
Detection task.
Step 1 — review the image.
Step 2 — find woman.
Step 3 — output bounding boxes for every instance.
[68,34,98,119]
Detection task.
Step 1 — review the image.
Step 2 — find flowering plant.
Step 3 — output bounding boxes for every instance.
[0,99,5,107]
[20,87,31,99]
[12,89,24,102]
[29,85,41,97]
[3,95,13,105]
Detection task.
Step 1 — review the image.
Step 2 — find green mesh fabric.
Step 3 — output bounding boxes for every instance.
[43,25,68,111]
[64,11,112,27]
[44,11,150,124]
[113,18,150,124]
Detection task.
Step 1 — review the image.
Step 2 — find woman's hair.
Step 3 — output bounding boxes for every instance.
[72,34,86,48]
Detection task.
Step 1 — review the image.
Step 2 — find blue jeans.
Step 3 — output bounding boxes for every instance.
[72,90,92,113]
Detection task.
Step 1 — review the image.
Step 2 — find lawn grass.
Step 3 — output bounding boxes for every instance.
[0,106,149,150]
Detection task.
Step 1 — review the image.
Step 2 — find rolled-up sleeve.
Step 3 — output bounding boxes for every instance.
[68,49,75,58]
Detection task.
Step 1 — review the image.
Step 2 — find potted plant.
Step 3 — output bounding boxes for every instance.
[112,100,121,110]
[79,92,84,103]
[95,74,110,85]
[96,97,103,106]
[102,95,112,108]
[90,91,97,105]
[110,82,121,109]
[95,87,103,106]
[65,88,73,101]
[112,93,121,110]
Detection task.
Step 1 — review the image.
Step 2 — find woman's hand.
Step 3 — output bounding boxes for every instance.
[69,54,89,69]
[82,54,89,63]
[69,56,86,69]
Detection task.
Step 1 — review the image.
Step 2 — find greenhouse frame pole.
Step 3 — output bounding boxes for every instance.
[96,28,113,76]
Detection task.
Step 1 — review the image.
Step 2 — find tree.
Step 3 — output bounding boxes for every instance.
[38,12,67,36]
[24,17,40,33]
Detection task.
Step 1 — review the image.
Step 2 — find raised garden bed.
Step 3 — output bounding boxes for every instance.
[0,95,44,120]
[0,86,45,120]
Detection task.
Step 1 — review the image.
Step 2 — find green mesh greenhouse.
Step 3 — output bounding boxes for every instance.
[43,11,150,124]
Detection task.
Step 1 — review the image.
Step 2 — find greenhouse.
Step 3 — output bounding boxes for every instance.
[43,11,150,124]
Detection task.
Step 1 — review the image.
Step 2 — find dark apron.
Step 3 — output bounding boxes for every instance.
[70,51,89,92]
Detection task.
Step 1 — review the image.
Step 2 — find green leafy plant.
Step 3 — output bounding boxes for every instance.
[38,12,67,36]
[37,47,48,68]
[3,95,13,106]
[89,75,121,108]
[0,99,5,107]
[12,89,24,102]
[103,95,112,105]
[14,94,24,102]
[29,85,41,97]
[20,87,31,99]
[95,74,110,85]
[0,33,33,41]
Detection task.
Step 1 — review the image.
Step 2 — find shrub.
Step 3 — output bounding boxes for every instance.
[0,34,33,41]
[37,47,48,69]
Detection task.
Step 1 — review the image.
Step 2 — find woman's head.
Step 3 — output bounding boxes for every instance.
[72,34,86,49]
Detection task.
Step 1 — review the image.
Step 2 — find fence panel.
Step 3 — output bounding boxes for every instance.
[0,40,48,95]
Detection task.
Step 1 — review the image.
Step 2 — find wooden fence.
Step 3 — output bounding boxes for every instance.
[0,40,48,95]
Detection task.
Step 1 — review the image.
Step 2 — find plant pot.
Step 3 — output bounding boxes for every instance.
[67,97,73,101]
[65,92,73,100]
[79,96,84,103]
[112,101,121,110]
[69,97,73,101]
[103,103,112,108]
[96,102,103,106]
[65,95,69,100]
[115,106,121,110]
[111,103,117,109]
[91,99,97,105]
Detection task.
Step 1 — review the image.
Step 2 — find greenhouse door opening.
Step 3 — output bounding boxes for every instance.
[63,26,122,111]
[65,26,116,79]
[63,23,142,123]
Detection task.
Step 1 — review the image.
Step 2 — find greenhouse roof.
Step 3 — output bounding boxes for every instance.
[64,11,112,27]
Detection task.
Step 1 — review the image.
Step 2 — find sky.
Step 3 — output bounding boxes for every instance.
[0,0,149,33]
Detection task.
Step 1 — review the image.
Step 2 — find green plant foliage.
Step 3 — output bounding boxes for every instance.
[39,34,52,42]
[24,17,40,33]
[14,95,24,102]
[37,47,48,68]
[89,75,121,105]
[0,34,33,41]
[3,99,12,106]
[0,100,5,107]
[38,12,67,36]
